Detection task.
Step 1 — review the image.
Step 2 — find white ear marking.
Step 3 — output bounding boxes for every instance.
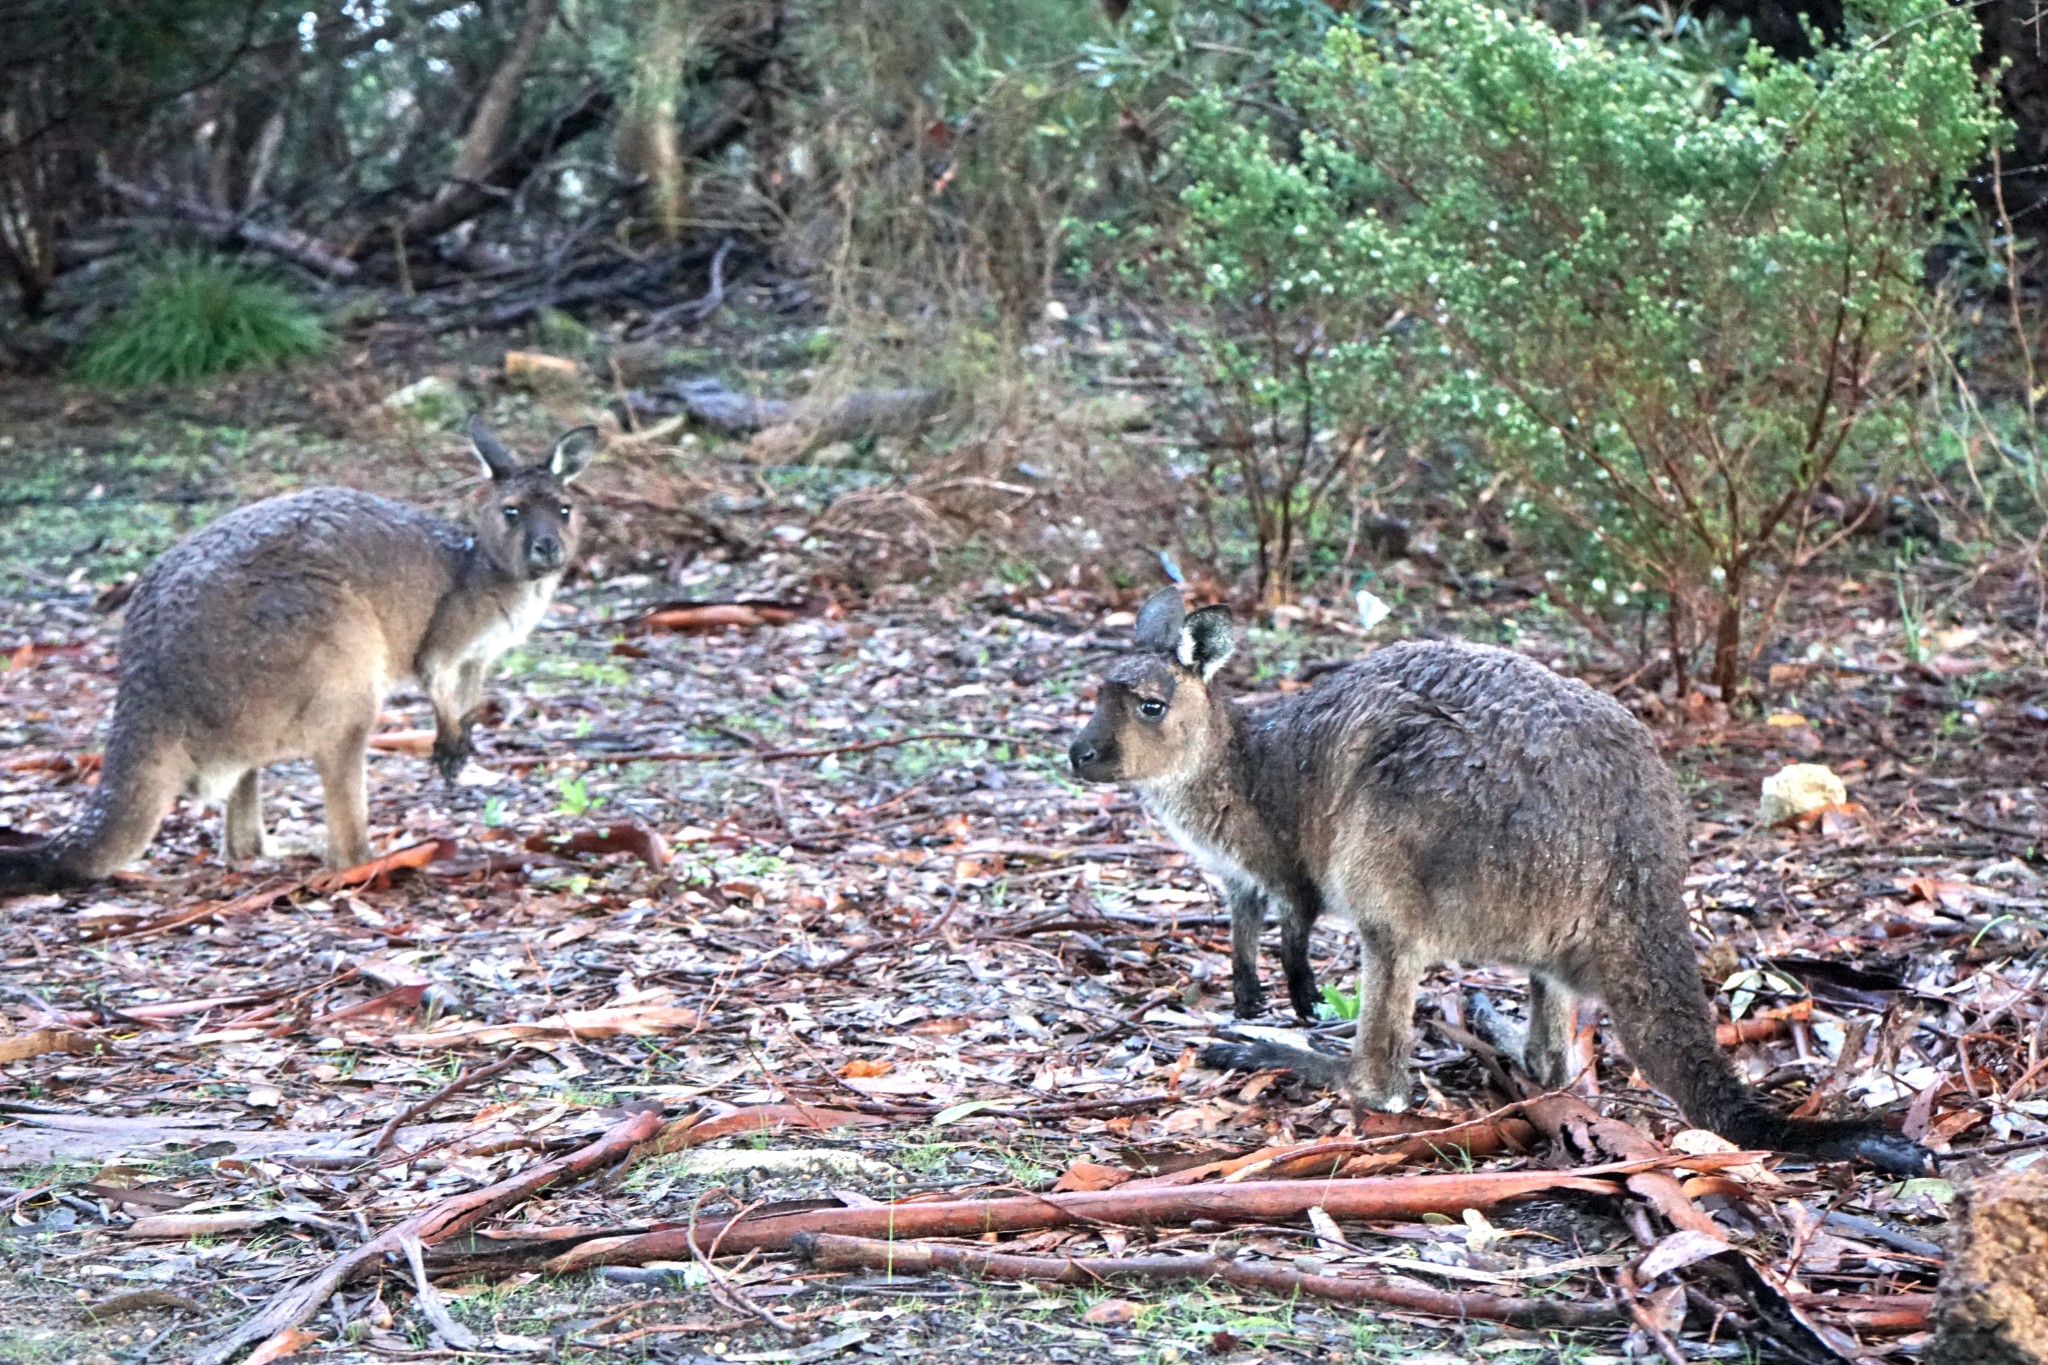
[1176,628,1199,669]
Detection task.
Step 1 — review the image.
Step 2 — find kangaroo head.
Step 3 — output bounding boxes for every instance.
[1070,585,1237,785]
[467,416,598,580]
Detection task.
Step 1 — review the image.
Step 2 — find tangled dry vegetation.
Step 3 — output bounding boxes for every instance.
[1,381,2046,1365]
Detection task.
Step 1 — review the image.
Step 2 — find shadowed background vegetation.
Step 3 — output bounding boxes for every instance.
[3,0,2047,697]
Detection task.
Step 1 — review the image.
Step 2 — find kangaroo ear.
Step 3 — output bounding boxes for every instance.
[547,426,600,483]
[1178,604,1236,682]
[1133,586,1186,653]
[469,415,518,481]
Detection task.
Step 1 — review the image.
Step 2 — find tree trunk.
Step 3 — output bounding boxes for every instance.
[620,0,691,242]
[434,0,559,202]
[1710,562,1746,697]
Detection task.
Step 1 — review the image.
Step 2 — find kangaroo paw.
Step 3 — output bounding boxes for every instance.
[431,732,473,785]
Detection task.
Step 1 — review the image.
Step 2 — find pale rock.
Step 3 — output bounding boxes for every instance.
[1758,763,1846,827]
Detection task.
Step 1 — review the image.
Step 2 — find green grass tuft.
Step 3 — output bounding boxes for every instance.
[74,254,329,388]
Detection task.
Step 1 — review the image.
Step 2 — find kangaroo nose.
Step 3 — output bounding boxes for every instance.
[1068,739,1097,772]
[529,537,564,571]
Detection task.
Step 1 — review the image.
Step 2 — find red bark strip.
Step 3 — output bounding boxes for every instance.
[1793,1292,1934,1335]
[795,1231,1627,1330]
[544,1156,1755,1272]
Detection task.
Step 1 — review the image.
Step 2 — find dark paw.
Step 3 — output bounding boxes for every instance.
[431,733,472,785]
[1231,984,1268,1020]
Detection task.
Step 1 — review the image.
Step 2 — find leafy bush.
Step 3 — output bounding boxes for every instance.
[1176,0,2000,688]
[74,253,329,387]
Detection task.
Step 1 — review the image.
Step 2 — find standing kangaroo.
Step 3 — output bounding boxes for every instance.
[0,417,595,892]
[1067,587,1929,1175]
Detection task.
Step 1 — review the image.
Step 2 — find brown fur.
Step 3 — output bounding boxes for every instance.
[0,418,596,891]
[1069,587,1929,1175]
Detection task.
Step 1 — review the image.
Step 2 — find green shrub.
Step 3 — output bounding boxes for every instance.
[1176,0,2000,689]
[74,253,329,388]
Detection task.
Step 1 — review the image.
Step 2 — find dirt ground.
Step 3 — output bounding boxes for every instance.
[1,370,2044,1365]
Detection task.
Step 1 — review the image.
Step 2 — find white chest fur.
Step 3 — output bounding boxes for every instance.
[462,575,557,667]
[1144,787,1263,896]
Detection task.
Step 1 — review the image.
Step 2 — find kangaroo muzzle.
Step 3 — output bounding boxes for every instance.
[527,534,565,574]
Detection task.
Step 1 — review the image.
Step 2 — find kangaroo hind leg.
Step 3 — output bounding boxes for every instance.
[314,719,375,870]
[223,769,273,862]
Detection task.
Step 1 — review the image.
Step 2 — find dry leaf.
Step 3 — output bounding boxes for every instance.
[1082,1298,1142,1326]
[244,1325,320,1365]
[526,822,670,869]
[1051,1161,1132,1193]
[0,1029,95,1063]
[1901,875,1978,911]
[308,838,458,893]
[840,1058,895,1079]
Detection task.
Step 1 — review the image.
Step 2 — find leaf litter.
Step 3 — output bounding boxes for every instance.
[1,456,2046,1363]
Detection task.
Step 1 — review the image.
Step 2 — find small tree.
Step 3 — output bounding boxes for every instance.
[1167,126,1393,603]
[1177,0,1999,689]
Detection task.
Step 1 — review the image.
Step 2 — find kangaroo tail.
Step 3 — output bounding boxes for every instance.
[1604,919,1931,1177]
[0,728,182,895]
[1199,1036,1350,1089]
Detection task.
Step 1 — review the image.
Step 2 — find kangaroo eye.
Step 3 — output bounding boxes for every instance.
[1138,699,1167,720]
[502,506,521,523]
[559,504,572,519]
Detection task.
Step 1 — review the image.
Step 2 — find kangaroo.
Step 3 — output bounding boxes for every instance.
[1067,587,1930,1175]
[0,417,595,892]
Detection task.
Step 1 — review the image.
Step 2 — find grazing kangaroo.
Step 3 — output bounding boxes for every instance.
[1067,587,1929,1175]
[0,417,595,892]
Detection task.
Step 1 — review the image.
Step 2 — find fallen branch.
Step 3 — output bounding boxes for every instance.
[1127,1103,1541,1189]
[370,1055,521,1154]
[395,84,615,245]
[633,236,736,335]
[545,1157,1751,1272]
[793,1231,1626,1330]
[100,175,358,278]
[1523,1092,1727,1241]
[658,375,945,450]
[494,730,1024,772]
[1792,1291,1933,1335]
[195,1107,662,1365]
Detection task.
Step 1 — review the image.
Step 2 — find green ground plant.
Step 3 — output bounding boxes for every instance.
[1175,0,2000,689]
[74,253,328,388]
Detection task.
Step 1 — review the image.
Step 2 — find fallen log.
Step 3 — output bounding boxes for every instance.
[659,375,944,448]
[747,387,947,459]
[395,84,616,246]
[195,1107,662,1365]
[545,1157,1747,1272]
[99,175,358,279]
[794,1231,1627,1330]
